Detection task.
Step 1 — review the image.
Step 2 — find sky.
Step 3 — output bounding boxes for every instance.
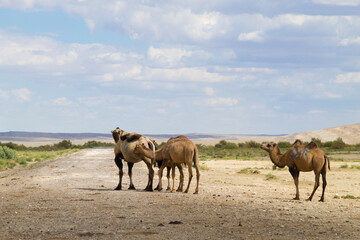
[0,0,360,135]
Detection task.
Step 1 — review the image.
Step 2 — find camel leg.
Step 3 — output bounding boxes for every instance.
[289,167,300,200]
[127,162,135,190]
[184,162,193,194]
[166,166,171,191]
[307,172,320,201]
[114,154,123,190]
[157,159,168,192]
[319,172,327,202]
[176,164,184,192]
[143,159,154,191]
[171,164,176,193]
[193,160,200,194]
[154,160,161,190]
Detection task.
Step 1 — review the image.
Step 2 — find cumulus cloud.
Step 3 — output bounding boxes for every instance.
[238,31,264,42]
[52,97,74,106]
[204,87,214,96]
[312,0,360,6]
[335,72,360,83]
[0,88,32,102]
[207,97,238,106]
[147,46,192,66]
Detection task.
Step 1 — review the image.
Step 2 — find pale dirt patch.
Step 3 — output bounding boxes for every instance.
[1,148,359,239]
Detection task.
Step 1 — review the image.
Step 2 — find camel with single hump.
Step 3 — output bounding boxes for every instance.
[111,127,156,191]
[134,135,200,194]
[260,140,330,201]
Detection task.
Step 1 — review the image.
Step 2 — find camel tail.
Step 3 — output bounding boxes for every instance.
[325,155,330,171]
[193,146,199,166]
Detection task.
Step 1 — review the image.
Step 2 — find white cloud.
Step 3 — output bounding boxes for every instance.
[148,46,192,66]
[11,88,32,102]
[335,72,360,83]
[52,97,74,106]
[204,87,214,96]
[0,88,32,102]
[238,31,263,42]
[207,97,238,106]
[312,0,360,6]
[339,37,360,46]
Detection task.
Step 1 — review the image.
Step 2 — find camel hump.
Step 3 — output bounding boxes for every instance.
[120,133,142,142]
[305,141,318,150]
[291,139,303,147]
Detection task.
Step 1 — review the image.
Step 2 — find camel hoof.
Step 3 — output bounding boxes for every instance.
[171,189,176,193]
[128,184,136,190]
[306,198,312,201]
[157,187,163,192]
[293,197,299,200]
[193,191,198,194]
[114,186,122,190]
[144,187,153,192]
[319,199,324,202]
[176,189,182,192]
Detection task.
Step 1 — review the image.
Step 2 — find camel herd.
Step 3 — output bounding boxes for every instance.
[111,127,330,201]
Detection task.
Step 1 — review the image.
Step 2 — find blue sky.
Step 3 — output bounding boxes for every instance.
[0,0,360,135]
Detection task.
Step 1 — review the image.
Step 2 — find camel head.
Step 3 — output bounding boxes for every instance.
[111,127,121,143]
[260,142,280,154]
[134,143,147,155]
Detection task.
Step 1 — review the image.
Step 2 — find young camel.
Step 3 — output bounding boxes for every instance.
[134,136,200,194]
[260,140,330,201]
[111,127,156,191]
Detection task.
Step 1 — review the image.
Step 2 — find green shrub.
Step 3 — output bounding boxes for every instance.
[340,164,348,169]
[0,146,17,160]
[54,140,72,150]
[237,168,260,174]
[343,195,357,199]
[215,140,238,149]
[244,141,261,148]
[277,141,291,148]
[265,173,277,180]
[311,137,323,147]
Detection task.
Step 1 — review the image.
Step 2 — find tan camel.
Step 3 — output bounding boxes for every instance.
[111,127,156,191]
[134,135,200,194]
[260,140,330,201]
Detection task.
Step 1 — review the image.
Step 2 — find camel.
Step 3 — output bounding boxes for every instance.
[111,127,156,191]
[155,159,184,192]
[260,140,330,201]
[134,135,200,194]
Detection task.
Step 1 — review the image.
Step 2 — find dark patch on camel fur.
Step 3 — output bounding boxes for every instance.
[120,133,142,142]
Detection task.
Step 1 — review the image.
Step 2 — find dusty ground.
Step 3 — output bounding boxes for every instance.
[1,148,360,240]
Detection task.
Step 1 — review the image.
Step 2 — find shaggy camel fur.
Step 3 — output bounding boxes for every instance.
[134,135,200,194]
[111,127,156,191]
[261,140,330,201]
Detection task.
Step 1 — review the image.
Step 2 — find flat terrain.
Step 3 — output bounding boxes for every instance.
[1,148,360,239]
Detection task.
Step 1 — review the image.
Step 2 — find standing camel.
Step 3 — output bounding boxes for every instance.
[111,127,156,191]
[134,135,200,194]
[260,140,330,201]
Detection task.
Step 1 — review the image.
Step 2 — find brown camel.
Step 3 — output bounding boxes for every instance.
[260,140,330,202]
[134,135,200,194]
[111,127,156,191]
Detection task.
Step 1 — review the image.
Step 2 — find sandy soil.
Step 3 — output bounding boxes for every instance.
[1,148,360,239]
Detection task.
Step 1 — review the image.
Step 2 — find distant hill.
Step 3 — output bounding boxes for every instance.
[0,131,111,140]
[1,123,360,146]
[278,123,360,144]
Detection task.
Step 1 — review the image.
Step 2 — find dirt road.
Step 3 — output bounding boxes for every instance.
[1,148,360,239]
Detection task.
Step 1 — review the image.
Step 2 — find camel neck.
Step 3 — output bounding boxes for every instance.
[141,147,163,161]
[269,151,286,168]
